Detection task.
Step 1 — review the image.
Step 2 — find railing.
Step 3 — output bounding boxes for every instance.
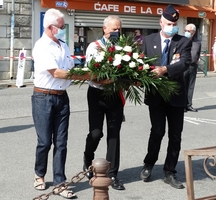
[184,146,216,200]
[198,51,208,77]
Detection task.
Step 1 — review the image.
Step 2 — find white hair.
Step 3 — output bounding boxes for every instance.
[43,8,64,29]
[103,15,122,26]
[186,23,196,31]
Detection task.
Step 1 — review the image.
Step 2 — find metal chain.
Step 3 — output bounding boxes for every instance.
[32,166,93,200]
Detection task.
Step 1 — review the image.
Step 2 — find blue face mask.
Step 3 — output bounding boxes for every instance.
[54,28,66,40]
[109,32,120,44]
[184,31,191,38]
[163,25,178,37]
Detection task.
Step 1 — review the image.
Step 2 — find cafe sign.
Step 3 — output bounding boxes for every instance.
[93,2,164,15]
[41,0,216,19]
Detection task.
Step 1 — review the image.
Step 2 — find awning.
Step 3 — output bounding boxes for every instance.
[41,0,216,19]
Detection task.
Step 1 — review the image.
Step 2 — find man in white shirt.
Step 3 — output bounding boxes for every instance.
[32,8,90,199]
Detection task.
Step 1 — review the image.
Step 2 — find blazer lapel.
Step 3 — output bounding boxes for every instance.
[153,33,162,65]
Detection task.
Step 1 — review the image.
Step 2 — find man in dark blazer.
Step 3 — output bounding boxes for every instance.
[140,4,192,189]
[184,23,201,112]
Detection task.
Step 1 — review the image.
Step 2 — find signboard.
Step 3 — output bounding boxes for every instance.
[41,0,215,19]
[16,49,27,88]
[132,0,189,4]
[0,0,3,10]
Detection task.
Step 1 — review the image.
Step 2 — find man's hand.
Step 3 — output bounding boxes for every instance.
[151,66,167,78]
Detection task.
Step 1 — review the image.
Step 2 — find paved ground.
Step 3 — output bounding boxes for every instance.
[0,72,216,200]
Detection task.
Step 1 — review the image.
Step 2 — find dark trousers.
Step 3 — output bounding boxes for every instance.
[184,65,197,107]
[144,100,184,173]
[84,86,123,177]
[32,91,70,185]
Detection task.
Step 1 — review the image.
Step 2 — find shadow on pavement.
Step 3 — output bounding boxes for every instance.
[0,124,34,133]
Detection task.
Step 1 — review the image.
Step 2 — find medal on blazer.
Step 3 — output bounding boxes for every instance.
[170,53,180,64]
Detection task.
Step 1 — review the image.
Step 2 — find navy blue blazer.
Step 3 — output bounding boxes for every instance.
[141,32,192,107]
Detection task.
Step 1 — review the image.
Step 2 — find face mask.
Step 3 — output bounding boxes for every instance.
[184,31,191,38]
[109,32,120,43]
[163,25,178,37]
[54,28,66,40]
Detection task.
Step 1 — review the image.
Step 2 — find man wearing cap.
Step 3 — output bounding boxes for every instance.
[140,4,192,189]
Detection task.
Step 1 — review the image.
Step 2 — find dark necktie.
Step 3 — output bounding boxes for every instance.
[161,39,170,66]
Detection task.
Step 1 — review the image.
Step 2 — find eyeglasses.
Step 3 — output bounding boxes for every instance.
[52,24,66,30]
[185,30,192,33]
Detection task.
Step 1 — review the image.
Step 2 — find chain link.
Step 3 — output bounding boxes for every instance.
[32,166,93,200]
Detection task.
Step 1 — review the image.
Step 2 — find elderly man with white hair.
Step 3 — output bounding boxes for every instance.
[32,8,90,199]
[184,23,201,112]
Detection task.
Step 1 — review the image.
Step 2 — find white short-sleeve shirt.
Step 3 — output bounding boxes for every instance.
[32,33,74,90]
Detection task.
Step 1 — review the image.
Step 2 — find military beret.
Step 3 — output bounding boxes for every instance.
[162,4,179,22]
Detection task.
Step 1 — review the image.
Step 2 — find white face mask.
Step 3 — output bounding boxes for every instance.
[184,32,191,38]
[163,25,178,37]
[54,28,66,40]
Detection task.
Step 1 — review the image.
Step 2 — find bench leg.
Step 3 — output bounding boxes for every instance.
[184,153,195,200]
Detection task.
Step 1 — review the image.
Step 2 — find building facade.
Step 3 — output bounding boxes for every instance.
[0,0,215,80]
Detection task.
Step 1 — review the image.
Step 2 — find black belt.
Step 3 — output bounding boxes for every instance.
[34,87,65,95]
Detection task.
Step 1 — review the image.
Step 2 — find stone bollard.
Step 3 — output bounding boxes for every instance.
[89,158,112,200]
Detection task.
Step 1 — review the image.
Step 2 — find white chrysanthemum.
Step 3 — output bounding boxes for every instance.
[143,64,150,69]
[123,46,132,52]
[115,46,123,51]
[82,67,90,71]
[129,61,136,68]
[137,59,144,64]
[114,54,122,60]
[113,59,121,66]
[99,51,105,57]
[95,55,104,62]
[122,55,131,62]
[132,53,139,59]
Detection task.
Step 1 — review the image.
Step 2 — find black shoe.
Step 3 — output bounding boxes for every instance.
[184,108,187,112]
[111,177,125,190]
[186,106,198,112]
[164,174,185,189]
[83,159,93,180]
[140,164,153,182]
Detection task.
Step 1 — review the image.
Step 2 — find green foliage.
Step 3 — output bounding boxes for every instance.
[67,34,179,105]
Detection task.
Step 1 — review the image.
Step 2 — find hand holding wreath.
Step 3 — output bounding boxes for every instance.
[67,34,179,105]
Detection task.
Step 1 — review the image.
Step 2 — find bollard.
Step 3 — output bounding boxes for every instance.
[89,158,112,200]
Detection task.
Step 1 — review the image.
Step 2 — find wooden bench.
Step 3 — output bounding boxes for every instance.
[184,146,216,200]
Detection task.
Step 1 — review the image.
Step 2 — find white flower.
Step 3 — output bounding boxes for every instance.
[95,55,104,62]
[113,59,121,66]
[115,46,123,51]
[99,51,105,57]
[137,59,144,64]
[122,55,131,62]
[123,46,132,52]
[114,54,122,60]
[82,67,90,71]
[143,64,150,69]
[129,61,136,68]
[132,53,139,59]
